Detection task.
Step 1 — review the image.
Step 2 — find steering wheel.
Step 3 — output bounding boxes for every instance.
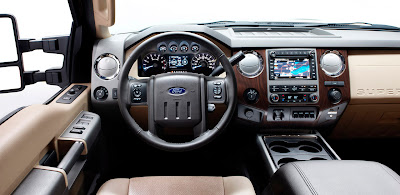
[118,32,237,152]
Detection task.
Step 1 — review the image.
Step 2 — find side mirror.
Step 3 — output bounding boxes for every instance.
[0,14,24,93]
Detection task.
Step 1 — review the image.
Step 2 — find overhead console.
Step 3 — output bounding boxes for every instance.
[236,48,350,129]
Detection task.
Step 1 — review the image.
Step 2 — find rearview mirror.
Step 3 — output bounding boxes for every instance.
[0,14,24,93]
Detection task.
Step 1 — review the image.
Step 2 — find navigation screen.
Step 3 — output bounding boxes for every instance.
[273,58,311,79]
[168,55,189,69]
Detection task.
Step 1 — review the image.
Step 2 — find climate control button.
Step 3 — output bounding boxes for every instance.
[309,93,319,102]
[270,94,280,103]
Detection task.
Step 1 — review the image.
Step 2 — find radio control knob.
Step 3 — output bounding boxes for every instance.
[270,51,276,58]
[328,88,342,103]
[309,50,315,57]
[310,93,318,102]
[270,94,279,103]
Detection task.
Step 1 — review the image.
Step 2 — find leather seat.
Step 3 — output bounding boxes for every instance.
[267,160,400,195]
[97,176,256,195]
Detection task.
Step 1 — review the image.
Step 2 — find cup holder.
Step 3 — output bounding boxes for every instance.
[277,158,299,167]
[270,146,290,153]
[268,140,323,154]
[310,157,327,160]
[299,145,321,153]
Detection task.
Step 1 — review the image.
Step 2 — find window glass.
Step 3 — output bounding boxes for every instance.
[0,1,72,118]
[110,0,400,33]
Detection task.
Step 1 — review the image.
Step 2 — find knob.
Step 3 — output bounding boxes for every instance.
[270,94,279,103]
[244,88,259,103]
[309,50,315,57]
[68,88,76,95]
[94,86,108,100]
[270,51,276,58]
[328,88,342,103]
[309,93,318,102]
[244,109,254,119]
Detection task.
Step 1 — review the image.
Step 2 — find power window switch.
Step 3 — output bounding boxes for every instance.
[73,126,85,130]
[70,129,83,134]
[77,119,90,125]
[81,115,94,119]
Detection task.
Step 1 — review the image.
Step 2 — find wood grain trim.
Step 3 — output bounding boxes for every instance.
[316,49,351,111]
[234,50,269,110]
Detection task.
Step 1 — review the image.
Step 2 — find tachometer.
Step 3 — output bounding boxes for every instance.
[142,53,166,76]
[191,53,216,75]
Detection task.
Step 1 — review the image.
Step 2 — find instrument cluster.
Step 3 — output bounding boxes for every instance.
[138,40,218,77]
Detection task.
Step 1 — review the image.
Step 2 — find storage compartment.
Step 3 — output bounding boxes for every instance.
[258,133,339,173]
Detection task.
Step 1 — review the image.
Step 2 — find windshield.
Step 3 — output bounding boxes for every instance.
[110,0,400,34]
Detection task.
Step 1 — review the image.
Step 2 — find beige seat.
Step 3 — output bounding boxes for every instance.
[97,176,256,195]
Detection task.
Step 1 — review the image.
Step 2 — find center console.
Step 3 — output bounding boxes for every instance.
[267,49,319,104]
[235,48,349,128]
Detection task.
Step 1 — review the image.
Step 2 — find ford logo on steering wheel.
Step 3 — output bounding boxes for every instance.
[168,87,186,95]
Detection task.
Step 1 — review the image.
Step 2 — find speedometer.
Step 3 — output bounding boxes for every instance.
[191,53,216,75]
[142,53,166,76]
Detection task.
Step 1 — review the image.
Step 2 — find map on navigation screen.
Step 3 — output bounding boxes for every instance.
[273,59,311,78]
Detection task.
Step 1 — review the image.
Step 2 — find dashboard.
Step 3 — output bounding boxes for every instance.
[90,25,400,138]
[137,40,218,77]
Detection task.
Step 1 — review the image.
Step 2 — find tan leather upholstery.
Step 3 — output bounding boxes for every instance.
[0,83,90,194]
[97,176,255,195]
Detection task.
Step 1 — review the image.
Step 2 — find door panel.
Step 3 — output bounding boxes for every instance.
[0,83,90,194]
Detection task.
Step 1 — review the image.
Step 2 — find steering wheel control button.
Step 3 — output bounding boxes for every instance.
[270,94,279,103]
[131,83,147,103]
[214,95,222,99]
[213,86,222,95]
[94,86,108,101]
[213,81,222,85]
[207,104,216,112]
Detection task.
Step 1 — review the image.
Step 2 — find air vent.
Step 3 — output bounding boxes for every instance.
[231,28,339,38]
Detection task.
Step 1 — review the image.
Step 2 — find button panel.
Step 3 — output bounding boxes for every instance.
[131,83,147,104]
[292,111,316,119]
[276,94,312,103]
[56,85,88,104]
[270,85,317,93]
